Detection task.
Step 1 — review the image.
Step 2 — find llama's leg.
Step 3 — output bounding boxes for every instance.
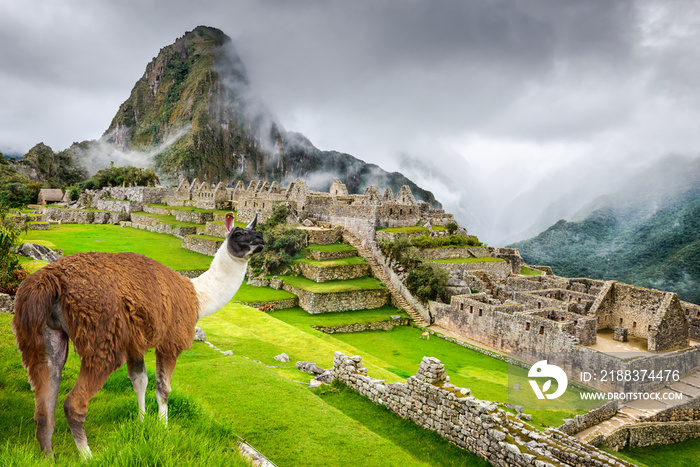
[127,358,147,420]
[64,364,113,459]
[155,350,179,427]
[30,328,68,457]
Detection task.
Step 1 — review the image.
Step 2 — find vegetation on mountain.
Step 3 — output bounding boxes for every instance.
[0,202,26,295]
[105,26,440,206]
[17,142,88,188]
[248,203,308,275]
[512,186,700,304]
[78,163,159,190]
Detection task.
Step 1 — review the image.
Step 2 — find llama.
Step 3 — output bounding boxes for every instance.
[12,212,263,459]
[419,331,430,340]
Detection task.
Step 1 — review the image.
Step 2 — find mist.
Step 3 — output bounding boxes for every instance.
[2,1,700,245]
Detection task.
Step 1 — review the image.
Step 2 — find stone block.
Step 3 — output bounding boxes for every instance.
[614,326,628,342]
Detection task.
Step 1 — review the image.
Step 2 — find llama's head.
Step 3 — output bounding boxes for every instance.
[224,212,264,259]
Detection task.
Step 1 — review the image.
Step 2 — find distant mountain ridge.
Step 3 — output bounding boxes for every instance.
[510,156,700,304]
[103,25,440,206]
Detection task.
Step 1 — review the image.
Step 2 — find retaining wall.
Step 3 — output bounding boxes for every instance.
[603,421,700,450]
[294,261,370,283]
[312,318,409,333]
[182,235,223,257]
[281,284,389,314]
[333,352,634,467]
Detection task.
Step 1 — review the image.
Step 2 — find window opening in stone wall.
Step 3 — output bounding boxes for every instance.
[389,208,393,214]
[619,318,623,326]
[539,326,544,335]
[633,321,637,328]
[478,309,482,317]
[537,302,541,309]
[460,303,463,311]
[400,209,403,215]
[648,325,651,332]
[470,305,473,313]
[525,322,530,331]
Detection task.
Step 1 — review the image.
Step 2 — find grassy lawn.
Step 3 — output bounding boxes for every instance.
[17,256,48,272]
[131,211,204,228]
[206,220,249,229]
[307,242,357,253]
[521,266,544,276]
[269,306,408,329]
[279,275,386,293]
[602,440,700,467]
[330,326,599,428]
[428,257,505,263]
[316,382,489,466]
[20,224,213,271]
[232,283,297,303]
[295,256,368,267]
[377,226,429,233]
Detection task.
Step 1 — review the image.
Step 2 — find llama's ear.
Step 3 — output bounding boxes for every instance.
[246,213,258,231]
[224,212,235,236]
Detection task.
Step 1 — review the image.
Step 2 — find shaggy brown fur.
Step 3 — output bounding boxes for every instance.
[12,252,198,456]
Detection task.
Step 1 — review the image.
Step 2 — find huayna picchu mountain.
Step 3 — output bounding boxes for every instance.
[104,25,440,207]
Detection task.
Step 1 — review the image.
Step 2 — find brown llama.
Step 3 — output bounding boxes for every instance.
[12,212,263,459]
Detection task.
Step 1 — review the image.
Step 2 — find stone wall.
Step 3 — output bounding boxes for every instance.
[308,248,357,261]
[512,290,592,316]
[103,186,175,203]
[300,227,342,245]
[417,246,492,260]
[175,211,214,224]
[0,293,13,313]
[590,282,689,351]
[333,352,634,467]
[431,260,512,281]
[182,235,223,257]
[235,298,298,310]
[205,222,226,237]
[312,318,409,333]
[603,421,700,451]
[42,206,129,224]
[682,301,700,340]
[281,283,389,314]
[93,198,143,214]
[557,401,619,436]
[294,261,370,283]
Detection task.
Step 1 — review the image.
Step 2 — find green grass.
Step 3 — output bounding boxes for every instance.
[269,306,408,328]
[428,257,505,263]
[316,381,489,467]
[295,256,368,267]
[17,256,48,273]
[131,211,203,228]
[307,242,357,253]
[232,283,297,303]
[377,226,429,233]
[19,224,213,271]
[602,439,700,467]
[207,220,248,228]
[279,275,386,293]
[521,266,544,276]
[329,326,599,428]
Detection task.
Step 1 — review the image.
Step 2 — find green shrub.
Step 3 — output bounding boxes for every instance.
[406,263,449,303]
[249,205,308,275]
[445,221,459,235]
[0,203,26,296]
[78,163,160,191]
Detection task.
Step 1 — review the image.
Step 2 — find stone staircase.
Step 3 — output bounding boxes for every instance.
[341,229,430,327]
[575,368,700,442]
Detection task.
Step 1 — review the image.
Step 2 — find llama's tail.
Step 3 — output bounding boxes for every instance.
[11,270,61,389]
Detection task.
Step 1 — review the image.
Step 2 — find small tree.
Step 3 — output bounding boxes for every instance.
[0,201,26,296]
[445,221,459,235]
[406,263,449,303]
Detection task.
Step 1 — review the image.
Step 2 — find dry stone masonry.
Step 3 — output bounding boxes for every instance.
[333,352,635,467]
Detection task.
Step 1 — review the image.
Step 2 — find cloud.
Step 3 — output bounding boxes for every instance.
[1,0,699,244]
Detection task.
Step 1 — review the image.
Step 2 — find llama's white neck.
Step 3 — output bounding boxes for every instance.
[191,242,249,320]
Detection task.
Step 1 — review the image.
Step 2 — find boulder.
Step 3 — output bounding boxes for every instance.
[194,327,206,342]
[17,242,62,263]
[0,293,13,314]
[295,361,326,375]
[274,352,290,363]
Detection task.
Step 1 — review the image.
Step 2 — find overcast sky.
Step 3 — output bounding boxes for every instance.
[1,0,699,243]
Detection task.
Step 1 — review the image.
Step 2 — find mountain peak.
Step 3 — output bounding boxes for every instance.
[101,27,440,207]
